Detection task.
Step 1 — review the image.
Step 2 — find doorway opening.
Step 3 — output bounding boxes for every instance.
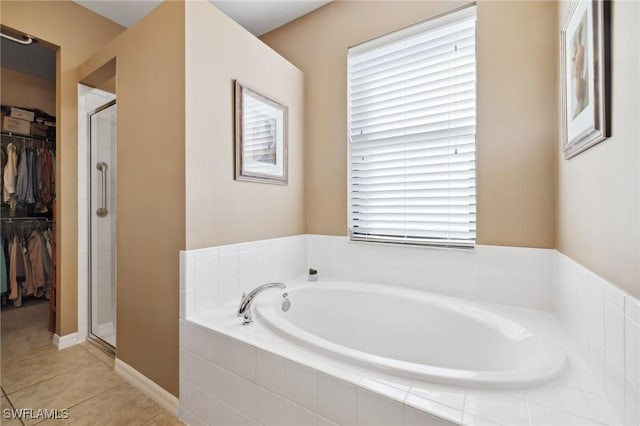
[0,26,57,359]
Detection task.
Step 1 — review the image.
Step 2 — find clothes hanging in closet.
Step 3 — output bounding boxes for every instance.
[1,142,55,213]
[3,142,18,209]
[1,226,52,307]
[0,241,7,295]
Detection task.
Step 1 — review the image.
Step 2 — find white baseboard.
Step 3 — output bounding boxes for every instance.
[114,358,178,414]
[53,332,80,349]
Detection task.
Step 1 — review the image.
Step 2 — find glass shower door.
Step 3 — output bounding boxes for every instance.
[89,101,116,349]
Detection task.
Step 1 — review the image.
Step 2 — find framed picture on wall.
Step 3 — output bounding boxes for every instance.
[561,0,611,159]
[234,80,288,184]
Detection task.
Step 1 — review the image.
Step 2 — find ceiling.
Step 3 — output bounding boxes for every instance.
[73,0,330,36]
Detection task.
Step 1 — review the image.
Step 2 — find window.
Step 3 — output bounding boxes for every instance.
[348,6,477,248]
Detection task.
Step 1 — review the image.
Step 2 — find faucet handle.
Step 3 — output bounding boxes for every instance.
[242,311,253,325]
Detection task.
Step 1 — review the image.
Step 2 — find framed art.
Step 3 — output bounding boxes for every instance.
[561,0,611,159]
[234,80,288,184]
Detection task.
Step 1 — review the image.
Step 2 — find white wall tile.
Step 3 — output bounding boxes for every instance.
[604,281,626,312]
[179,236,640,426]
[181,235,309,313]
[185,351,213,395]
[605,367,626,423]
[207,396,229,426]
[407,383,465,412]
[624,382,639,426]
[626,297,640,324]
[461,392,528,426]
[317,373,357,426]
[210,363,230,402]
[189,323,212,360]
[179,408,208,426]
[257,349,285,396]
[195,253,218,288]
[238,248,258,295]
[524,385,591,419]
[256,241,274,282]
[356,387,404,426]
[222,338,257,382]
[225,371,257,420]
[358,374,410,403]
[210,328,228,366]
[284,360,318,412]
[226,404,259,426]
[554,251,640,426]
[404,406,459,426]
[583,392,620,426]
[219,276,240,305]
[605,303,625,373]
[461,412,500,426]
[256,386,285,426]
[625,313,640,389]
[195,281,218,316]
[190,382,214,425]
[219,246,240,279]
[526,401,595,426]
[284,400,319,426]
[318,416,340,426]
[403,394,462,425]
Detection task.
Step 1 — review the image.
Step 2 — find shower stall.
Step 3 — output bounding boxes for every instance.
[88,100,117,350]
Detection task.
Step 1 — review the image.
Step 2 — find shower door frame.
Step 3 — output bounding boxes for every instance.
[87,99,117,354]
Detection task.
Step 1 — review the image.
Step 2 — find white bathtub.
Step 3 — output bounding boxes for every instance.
[254,280,566,389]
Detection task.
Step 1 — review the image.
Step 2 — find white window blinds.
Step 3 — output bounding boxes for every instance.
[348,6,477,248]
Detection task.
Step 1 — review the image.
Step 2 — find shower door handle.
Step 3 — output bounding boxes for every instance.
[96,162,109,217]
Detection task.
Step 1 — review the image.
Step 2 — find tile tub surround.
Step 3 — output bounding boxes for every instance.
[305,235,555,311]
[180,235,555,319]
[180,235,308,319]
[179,300,614,426]
[554,253,640,426]
[179,235,637,425]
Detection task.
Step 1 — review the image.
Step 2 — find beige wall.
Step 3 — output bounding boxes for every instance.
[556,1,640,298]
[185,1,304,249]
[79,2,185,396]
[1,1,125,334]
[261,0,557,248]
[1,67,56,115]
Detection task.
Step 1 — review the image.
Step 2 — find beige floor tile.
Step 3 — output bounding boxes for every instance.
[142,411,185,425]
[9,361,124,425]
[39,383,162,426]
[1,345,101,394]
[2,395,24,426]
[1,344,54,369]
[78,342,115,368]
[1,302,52,362]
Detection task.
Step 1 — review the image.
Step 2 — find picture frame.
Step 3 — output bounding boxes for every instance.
[234,80,288,184]
[561,0,611,159]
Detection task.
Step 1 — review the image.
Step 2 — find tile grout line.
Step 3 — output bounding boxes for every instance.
[3,386,26,426]
[66,381,125,411]
[77,342,115,367]
[2,346,114,396]
[1,344,55,369]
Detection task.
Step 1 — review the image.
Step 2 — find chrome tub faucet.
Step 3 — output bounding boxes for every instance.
[237,282,286,325]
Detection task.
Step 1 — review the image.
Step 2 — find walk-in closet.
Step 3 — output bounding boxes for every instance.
[1,28,57,359]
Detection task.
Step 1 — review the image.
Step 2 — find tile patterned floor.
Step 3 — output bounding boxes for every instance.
[1,304,183,425]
